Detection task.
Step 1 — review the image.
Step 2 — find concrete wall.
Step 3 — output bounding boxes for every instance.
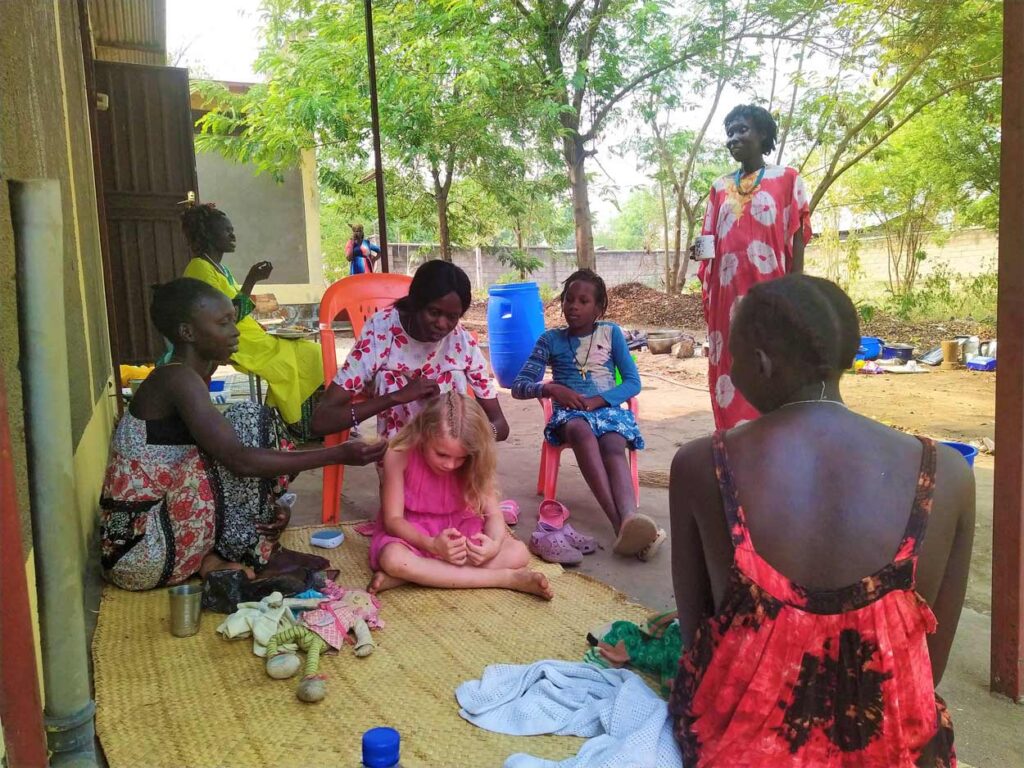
[197,148,325,304]
[386,244,698,293]
[0,0,117,705]
[807,227,997,297]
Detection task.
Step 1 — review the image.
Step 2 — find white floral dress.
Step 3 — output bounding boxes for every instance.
[333,307,497,439]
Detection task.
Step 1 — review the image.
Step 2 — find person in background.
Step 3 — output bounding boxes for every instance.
[179,201,323,428]
[346,223,381,275]
[512,269,664,561]
[697,104,812,430]
[669,274,973,767]
[100,278,386,591]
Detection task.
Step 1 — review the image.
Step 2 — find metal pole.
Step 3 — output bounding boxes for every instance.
[992,0,1024,702]
[364,0,389,272]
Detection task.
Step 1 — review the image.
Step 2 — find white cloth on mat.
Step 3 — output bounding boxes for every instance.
[456,660,683,768]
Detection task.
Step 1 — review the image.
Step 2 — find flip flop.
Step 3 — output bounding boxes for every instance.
[538,499,570,528]
[612,514,658,556]
[558,522,598,555]
[636,528,667,562]
[499,499,520,526]
[528,525,583,566]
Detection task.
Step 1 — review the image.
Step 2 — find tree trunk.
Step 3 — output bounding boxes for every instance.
[563,135,596,270]
[432,171,452,262]
[516,224,526,280]
[658,179,671,293]
[670,188,685,294]
[677,217,697,293]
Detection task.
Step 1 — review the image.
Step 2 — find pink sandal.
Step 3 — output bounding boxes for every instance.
[559,523,598,555]
[500,499,520,526]
[528,525,583,566]
[538,499,570,528]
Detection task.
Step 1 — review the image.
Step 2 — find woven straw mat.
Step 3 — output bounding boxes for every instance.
[93,523,653,768]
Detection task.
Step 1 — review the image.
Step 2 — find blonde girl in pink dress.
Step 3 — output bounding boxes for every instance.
[368,392,553,600]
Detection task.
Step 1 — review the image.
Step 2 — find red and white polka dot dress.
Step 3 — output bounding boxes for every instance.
[698,165,812,429]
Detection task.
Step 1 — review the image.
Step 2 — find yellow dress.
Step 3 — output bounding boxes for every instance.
[183,257,322,424]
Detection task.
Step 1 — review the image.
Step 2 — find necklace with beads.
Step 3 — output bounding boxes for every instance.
[734,164,766,197]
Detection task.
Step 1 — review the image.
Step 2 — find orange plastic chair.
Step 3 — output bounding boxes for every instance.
[535,397,641,503]
[318,273,413,523]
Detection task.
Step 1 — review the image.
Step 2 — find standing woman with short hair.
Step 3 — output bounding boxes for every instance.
[698,104,813,429]
[179,202,323,428]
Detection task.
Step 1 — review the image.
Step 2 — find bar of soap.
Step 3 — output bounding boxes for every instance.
[310,530,345,548]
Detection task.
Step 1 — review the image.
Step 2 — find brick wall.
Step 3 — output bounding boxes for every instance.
[807,227,997,297]
[387,244,699,293]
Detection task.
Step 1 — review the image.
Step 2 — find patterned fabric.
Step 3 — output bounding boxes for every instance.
[698,165,812,430]
[99,402,289,591]
[333,306,496,440]
[301,588,383,650]
[669,432,956,767]
[368,447,484,572]
[544,406,644,450]
[512,322,644,448]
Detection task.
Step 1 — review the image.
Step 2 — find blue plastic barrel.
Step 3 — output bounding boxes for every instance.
[940,440,979,468]
[487,282,545,387]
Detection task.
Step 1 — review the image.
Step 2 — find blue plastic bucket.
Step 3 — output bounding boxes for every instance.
[859,336,883,360]
[487,282,545,387]
[940,440,978,468]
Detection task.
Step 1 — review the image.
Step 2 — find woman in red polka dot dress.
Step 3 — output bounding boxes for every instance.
[698,104,812,430]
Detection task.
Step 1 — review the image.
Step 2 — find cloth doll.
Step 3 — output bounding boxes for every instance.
[583,610,681,696]
[300,587,383,656]
[216,591,323,657]
[265,625,329,703]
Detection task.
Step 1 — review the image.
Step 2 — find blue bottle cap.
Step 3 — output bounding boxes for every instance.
[362,727,400,768]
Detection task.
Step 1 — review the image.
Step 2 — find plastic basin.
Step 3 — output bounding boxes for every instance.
[940,440,978,468]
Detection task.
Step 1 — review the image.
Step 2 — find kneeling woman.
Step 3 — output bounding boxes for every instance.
[100,278,386,591]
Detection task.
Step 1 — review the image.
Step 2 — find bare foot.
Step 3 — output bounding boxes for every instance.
[368,571,407,594]
[200,552,255,580]
[508,569,554,600]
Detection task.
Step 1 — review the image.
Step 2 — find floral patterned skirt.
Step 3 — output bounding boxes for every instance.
[544,405,645,450]
[99,403,288,591]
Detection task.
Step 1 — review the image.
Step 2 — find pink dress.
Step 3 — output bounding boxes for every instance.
[368,448,484,571]
[698,165,812,430]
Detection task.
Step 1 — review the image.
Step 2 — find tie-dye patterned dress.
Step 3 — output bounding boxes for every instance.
[698,165,812,429]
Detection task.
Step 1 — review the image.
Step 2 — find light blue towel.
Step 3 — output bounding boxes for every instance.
[456,660,683,768]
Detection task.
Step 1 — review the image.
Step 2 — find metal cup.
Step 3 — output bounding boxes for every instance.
[693,234,716,260]
[168,584,203,637]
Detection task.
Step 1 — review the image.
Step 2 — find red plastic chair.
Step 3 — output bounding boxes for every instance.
[319,273,413,523]
[535,397,641,503]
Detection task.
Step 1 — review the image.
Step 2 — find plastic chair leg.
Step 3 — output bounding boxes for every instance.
[536,448,546,496]
[321,464,344,524]
[542,444,563,500]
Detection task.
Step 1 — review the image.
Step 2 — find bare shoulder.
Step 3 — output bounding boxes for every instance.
[382,445,410,472]
[670,436,718,519]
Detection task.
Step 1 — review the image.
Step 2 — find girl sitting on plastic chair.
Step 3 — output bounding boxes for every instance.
[512,269,665,561]
[367,391,553,600]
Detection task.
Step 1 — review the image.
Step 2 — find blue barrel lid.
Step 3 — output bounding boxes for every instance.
[488,281,539,295]
[362,727,400,767]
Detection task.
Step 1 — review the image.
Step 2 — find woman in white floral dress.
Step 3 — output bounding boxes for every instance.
[311,261,510,442]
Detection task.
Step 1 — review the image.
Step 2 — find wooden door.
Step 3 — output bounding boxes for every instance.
[94,62,198,363]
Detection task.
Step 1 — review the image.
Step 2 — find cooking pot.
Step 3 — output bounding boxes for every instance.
[881,343,915,362]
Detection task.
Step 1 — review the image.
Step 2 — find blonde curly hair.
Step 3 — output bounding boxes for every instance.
[389,391,498,516]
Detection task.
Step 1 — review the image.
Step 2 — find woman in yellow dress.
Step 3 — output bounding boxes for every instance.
[179,202,323,426]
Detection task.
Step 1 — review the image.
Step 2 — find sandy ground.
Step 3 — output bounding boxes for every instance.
[284,344,1014,766]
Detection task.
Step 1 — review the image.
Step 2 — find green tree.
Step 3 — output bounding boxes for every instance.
[195,0,546,262]
[783,0,1001,213]
[498,0,811,270]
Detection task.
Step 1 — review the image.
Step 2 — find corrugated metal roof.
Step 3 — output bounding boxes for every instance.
[89,0,166,66]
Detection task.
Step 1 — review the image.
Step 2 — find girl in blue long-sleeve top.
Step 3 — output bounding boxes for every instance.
[512,269,665,561]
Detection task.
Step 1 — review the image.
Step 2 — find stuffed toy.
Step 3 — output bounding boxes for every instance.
[300,587,383,657]
[584,610,681,696]
[265,625,330,703]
